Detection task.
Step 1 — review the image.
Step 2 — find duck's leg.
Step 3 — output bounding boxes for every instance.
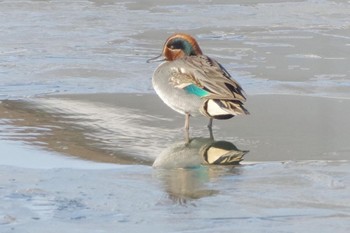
[184,113,190,143]
[207,118,214,140]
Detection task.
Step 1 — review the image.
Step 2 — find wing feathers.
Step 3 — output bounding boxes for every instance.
[170,56,246,100]
[169,55,249,117]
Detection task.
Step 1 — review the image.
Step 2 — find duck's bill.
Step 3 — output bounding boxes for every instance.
[146,54,165,63]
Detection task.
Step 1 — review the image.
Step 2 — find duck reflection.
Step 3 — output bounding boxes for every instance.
[153,137,248,168]
[153,137,248,204]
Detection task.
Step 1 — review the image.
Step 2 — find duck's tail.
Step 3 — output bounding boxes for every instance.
[202,140,248,165]
[201,99,249,119]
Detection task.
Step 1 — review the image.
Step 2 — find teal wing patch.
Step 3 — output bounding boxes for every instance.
[184,84,210,97]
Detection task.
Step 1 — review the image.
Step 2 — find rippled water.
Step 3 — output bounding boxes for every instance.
[1,0,350,232]
[1,0,350,99]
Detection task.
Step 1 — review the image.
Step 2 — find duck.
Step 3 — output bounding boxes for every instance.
[148,33,249,142]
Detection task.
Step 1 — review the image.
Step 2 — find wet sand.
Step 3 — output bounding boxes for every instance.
[1,93,350,163]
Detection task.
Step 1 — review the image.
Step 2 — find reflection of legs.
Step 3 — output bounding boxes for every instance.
[184,113,190,143]
[208,118,214,140]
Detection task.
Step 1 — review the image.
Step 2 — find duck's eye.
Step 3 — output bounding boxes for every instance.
[166,38,196,56]
[168,40,184,50]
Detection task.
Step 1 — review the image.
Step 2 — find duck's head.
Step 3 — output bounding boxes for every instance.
[147,33,203,62]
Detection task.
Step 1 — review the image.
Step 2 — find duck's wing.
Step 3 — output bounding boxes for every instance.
[169,55,247,102]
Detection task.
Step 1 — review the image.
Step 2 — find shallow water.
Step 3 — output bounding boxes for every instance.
[1,162,350,233]
[1,0,350,232]
[1,0,350,99]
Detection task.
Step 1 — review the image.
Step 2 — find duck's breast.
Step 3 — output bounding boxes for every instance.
[152,61,203,116]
